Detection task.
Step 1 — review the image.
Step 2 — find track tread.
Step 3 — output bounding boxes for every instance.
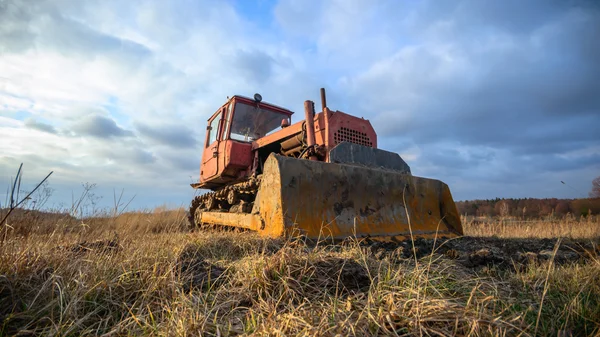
[188,175,262,228]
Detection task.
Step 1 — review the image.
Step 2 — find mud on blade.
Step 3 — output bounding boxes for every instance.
[253,154,463,240]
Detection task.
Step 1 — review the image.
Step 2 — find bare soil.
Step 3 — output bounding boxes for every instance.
[365,236,600,270]
[312,258,371,294]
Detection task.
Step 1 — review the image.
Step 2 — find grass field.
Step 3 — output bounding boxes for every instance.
[1,209,599,336]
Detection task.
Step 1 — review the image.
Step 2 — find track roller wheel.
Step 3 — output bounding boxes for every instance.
[227,190,239,205]
[206,196,217,210]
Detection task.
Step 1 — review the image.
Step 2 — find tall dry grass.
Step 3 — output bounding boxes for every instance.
[0,206,189,239]
[0,210,599,336]
[462,215,600,239]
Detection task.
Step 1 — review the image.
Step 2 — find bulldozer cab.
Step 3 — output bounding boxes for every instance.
[204,96,293,146]
[227,98,292,142]
[199,96,293,186]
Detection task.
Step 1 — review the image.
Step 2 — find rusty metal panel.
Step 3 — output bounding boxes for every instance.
[328,142,411,174]
[326,111,378,149]
[224,140,253,171]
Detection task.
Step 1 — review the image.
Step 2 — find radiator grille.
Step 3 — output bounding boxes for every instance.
[333,127,373,147]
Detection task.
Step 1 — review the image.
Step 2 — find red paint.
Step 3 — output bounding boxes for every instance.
[195,92,379,191]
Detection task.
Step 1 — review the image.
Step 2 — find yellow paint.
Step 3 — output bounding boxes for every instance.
[199,212,263,231]
[256,154,463,240]
[197,154,463,241]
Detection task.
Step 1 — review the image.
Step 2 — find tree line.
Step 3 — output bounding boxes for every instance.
[456,198,600,218]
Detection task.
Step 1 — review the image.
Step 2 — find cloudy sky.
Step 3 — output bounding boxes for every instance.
[1,0,599,211]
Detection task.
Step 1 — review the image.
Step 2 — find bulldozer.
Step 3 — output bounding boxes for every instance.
[189,89,463,241]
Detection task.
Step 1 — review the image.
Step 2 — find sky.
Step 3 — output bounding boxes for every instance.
[1,0,599,211]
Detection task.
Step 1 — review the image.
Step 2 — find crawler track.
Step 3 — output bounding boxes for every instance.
[188,176,261,227]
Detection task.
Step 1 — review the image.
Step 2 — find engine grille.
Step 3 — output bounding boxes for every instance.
[333,127,373,147]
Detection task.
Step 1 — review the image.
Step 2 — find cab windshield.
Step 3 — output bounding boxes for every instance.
[230,102,290,142]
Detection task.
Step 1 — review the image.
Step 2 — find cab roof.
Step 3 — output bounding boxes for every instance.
[207,95,294,122]
[232,95,294,116]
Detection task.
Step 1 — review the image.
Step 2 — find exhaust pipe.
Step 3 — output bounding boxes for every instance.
[304,100,317,160]
[320,87,327,111]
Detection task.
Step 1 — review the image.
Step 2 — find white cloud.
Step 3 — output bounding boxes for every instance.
[1,0,598,208]
[0,0,321,209]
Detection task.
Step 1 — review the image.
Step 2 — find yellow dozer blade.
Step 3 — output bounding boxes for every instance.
[197,154,463,241]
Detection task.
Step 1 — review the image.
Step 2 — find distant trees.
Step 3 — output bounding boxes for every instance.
[456,197,600,218]
[456,176,600,218]
[555,200,570,215]
[590,176,600,198]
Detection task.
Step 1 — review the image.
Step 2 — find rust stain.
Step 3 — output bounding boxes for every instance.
[254,155,463,240]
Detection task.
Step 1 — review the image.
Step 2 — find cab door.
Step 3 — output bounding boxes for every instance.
[200,109,224,182]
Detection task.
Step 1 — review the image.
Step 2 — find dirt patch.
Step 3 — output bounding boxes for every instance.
[365,237,599,270]
[176,244,225,292]
[313,258,371,294]
[465,248,505,268]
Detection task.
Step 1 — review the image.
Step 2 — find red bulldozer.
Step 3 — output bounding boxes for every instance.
[189,88,462,241]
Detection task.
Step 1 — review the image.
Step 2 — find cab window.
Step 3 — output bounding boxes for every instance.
[222,103,233,140]
[207,112,222,146]
[230,102,290,142]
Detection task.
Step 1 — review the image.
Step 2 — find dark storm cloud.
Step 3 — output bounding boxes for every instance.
[136,123,197,148]
[349,0,600,165]
[411,0,584,35]
[533,153,600,173]
[73,115,133,139]
[24,118,57,134]
[421,146,495,171]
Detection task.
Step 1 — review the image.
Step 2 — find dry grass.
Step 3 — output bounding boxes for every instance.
[0,211,599,336]
[462,215,600,239]
[0,207,190,239]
